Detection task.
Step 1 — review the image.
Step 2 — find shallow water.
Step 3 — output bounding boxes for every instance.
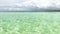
[0,12,60,34]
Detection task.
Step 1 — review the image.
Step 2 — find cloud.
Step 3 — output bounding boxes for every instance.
[0,0,60,11]
[18,0,60,8]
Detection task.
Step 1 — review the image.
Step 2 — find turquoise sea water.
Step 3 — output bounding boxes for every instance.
[0,12,60,34]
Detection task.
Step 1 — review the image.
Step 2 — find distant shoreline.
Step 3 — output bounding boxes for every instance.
[0,10,60,12]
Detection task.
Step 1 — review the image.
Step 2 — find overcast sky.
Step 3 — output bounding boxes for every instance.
[0,0,60,11]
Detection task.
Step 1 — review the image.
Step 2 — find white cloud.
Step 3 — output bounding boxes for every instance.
[0,0,60,11]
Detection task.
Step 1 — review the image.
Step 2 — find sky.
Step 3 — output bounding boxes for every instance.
[0,0,60,11]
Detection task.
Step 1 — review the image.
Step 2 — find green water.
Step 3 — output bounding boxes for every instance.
[0,12,60,34]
